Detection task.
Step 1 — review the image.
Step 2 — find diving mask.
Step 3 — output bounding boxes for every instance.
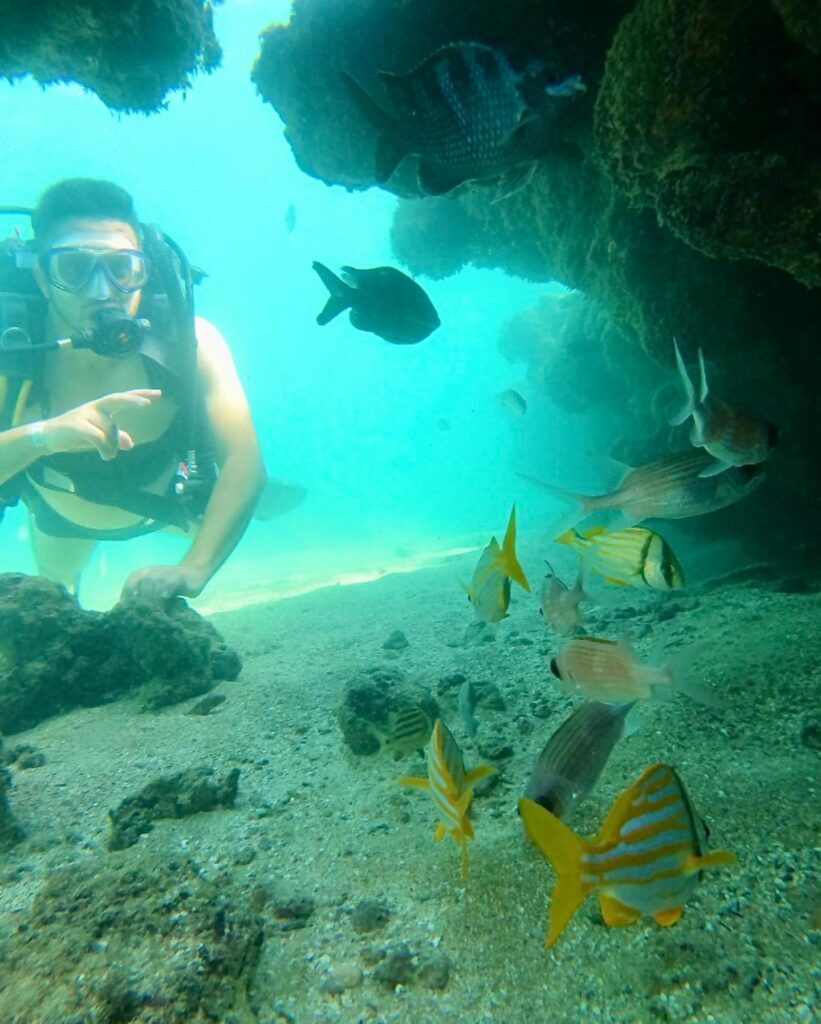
[40,246,149,294]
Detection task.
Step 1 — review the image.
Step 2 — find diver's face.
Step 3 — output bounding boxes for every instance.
[35,218,144,335]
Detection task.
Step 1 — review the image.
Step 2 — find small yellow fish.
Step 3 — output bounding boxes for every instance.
[464,505,531,622]
[400,719,496,880]
[379,706,433,760]
[555,525,683,590]
[520,763,736,948]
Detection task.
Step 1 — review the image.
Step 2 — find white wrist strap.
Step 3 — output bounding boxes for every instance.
[28,421,48,450]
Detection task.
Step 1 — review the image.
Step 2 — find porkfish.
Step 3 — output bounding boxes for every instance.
[555,525,683,591]
[520,763,736,948]
[465,505,532,622]
[400,719,496,880]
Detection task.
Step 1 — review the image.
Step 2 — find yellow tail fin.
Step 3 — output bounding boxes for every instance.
[500,505,531,592]
[519,798,591,948]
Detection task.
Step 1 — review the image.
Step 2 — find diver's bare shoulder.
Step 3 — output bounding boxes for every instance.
[192,316,257,456]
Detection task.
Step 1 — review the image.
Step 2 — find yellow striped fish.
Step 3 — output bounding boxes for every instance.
[520,763,736,948]
[555,525,683,590]
[464,505,531,622]
[400,718,496,880]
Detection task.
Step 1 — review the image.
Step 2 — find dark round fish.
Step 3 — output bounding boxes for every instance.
[343,42,583,196]
[312,261,440,345]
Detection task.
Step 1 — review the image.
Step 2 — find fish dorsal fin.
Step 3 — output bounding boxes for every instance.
[595,764,669,844]
[670,338,696,425]
[697,348,709,403]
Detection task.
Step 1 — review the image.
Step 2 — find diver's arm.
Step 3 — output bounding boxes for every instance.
[0,390,160,485]
[179,318,266,589]
[0,423,49,486]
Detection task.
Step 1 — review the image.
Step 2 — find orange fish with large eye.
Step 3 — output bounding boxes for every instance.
[671,341,778,478]
[520,763,737,948]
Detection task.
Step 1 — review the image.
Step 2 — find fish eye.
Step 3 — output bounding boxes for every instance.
[767,423,780,448]
[549,657,561,678]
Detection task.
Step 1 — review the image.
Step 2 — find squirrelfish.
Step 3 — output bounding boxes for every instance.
[672,341,778,477]
[539,562,587,634]
[464,505,531,622]
[524,701,634,821]
[343,42,583,197]
[555,526,683,591]
[520,763,737,947]
[400,719,496,880]
[521,448,764,531]
[550,637,722,707]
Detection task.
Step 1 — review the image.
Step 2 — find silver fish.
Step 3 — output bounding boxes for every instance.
[539,563,587,634]
[521,449,764,530]
[498,388,527,416]
[524,701,634,821]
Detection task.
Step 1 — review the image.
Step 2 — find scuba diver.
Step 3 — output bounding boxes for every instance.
[0,178,266,602]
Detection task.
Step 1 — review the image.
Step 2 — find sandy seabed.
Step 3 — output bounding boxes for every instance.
[0,535,819,1024]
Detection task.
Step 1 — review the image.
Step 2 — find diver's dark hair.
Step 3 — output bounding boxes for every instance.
[32,178,141,243]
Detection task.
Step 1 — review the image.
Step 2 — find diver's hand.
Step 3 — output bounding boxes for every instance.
[121,563,209,604]
[41,389,162,461]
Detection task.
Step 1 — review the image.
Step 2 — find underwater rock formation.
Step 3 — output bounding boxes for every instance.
[337,665,439,756]
[108,765,240,850]
[0,0,221,112]
[252,0,631,189]
[0,737,24,850]
[0,851,264,1022]
[256,0,821,558]
[595,0,821,288]
[0,573,242,735]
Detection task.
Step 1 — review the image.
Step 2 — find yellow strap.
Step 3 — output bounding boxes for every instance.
[11,378,33,427]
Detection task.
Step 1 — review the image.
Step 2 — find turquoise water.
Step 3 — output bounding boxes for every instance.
[0,5,819,1023]
[0,0,589,611]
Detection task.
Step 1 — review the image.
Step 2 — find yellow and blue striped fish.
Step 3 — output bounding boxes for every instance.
[464,505,531,622]
[519,762,736,948]
[400,719,496,880]
[555,525,684,590]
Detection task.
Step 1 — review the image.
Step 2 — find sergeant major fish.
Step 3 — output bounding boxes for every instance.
[555,525,683,591]
[464,505,532,622]
[400,718,496,880]
[671,340,778,477]
[520,763,737,948]
[524,701,634,821]
[520,449,764,532]
[342,41,584,197]
[312,261,440,345]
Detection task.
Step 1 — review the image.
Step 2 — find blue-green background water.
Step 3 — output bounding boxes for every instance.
[0,0,589,609]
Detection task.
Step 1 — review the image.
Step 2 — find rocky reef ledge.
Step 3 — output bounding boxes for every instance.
[0,0,222,111]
